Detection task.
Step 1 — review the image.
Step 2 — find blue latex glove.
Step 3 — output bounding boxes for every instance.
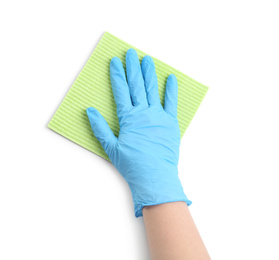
[87,49,191,217]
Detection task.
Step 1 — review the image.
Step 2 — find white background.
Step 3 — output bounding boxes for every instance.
[0,1,278,259]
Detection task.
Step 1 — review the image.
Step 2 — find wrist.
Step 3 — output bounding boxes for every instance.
[126,167,191,217]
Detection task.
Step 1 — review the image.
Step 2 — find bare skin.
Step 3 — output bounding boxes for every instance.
[143,202,210,260]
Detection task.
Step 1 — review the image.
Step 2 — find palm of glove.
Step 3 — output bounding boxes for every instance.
[109,105,180,180]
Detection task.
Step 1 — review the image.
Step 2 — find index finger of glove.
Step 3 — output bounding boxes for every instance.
[110,57,132,117]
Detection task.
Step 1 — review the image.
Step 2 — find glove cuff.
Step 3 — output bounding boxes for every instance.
[127,168,192,217]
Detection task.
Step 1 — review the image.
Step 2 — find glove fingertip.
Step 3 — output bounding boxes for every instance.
[110,56,122,67]
[86,107,99,119]
[167,74,178,84]
[86,106,95,114]
[142,55,152,64]
[126,48,137,57]
[141,55,153,74]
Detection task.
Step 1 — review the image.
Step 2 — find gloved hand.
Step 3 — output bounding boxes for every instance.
[87,49,191,217]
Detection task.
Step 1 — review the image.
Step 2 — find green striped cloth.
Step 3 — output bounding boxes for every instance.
[48,32,208,161]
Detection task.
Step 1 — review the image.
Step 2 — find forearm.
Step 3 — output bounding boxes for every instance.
[143,202,210,260]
